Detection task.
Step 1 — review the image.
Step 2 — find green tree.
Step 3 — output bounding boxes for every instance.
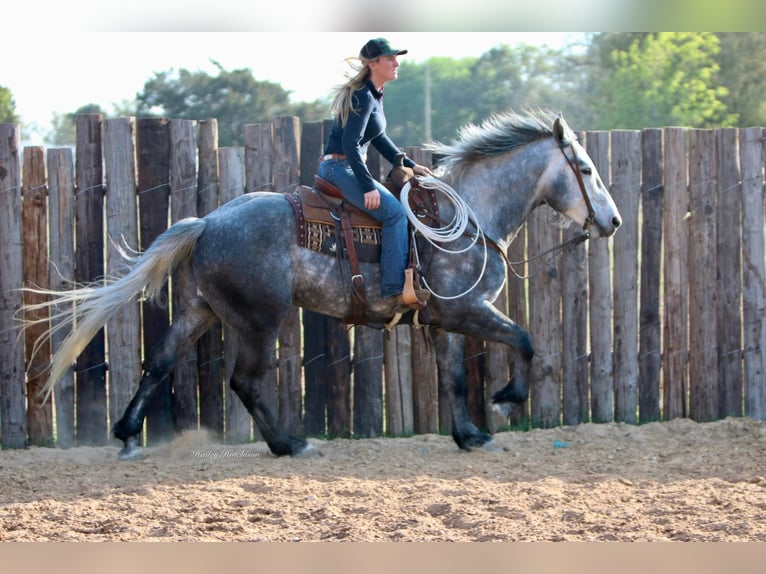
[136,61,328,146]
[384,44,589,147]
[715,32,766,127]
[0,85,19,124]
[590,32,737,129]
[385,57,477,146]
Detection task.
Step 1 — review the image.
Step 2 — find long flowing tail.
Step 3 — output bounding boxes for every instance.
[23,217,208,402]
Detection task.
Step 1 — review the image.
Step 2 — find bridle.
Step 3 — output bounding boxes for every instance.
[559,138,596,233]
[501,138,597,279]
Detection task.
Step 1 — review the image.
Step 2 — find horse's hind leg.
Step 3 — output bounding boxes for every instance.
[432,327,502,452]
[112,298,216,459]
[228,328,314,458]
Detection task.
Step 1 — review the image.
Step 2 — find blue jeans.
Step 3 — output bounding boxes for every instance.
[318,159,408,298]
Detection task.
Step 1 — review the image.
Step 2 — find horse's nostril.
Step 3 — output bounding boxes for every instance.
[612,216,622,229]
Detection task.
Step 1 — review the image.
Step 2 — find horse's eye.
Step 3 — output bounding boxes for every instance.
[582,167,592,176]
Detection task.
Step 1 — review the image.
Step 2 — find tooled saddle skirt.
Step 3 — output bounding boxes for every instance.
[283,174,439,262]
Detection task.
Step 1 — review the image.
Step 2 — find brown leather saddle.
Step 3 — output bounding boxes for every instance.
[283,167,439,325]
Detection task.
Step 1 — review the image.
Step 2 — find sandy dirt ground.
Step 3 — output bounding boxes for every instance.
[2,417,766,542]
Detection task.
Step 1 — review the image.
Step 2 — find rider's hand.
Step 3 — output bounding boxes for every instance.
[364,189,381,210]
[412,164,433,177]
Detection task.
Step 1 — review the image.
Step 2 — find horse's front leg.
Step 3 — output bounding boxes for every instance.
[444,300,534,420]
[432,327,502,451]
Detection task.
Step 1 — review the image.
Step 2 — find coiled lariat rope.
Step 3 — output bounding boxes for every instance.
[400,176,488,300]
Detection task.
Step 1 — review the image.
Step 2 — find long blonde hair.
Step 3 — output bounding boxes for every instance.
[330,56,374,127]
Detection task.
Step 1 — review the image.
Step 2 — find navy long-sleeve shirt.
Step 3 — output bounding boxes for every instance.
[323,79,416,192]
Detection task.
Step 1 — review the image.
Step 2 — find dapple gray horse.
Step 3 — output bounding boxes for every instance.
[28,111,621,459]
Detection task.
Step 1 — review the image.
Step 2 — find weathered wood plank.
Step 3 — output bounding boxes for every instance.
[506,223,529,428]
[103,117,141,443]
[196,119,225,438]
[662,127,689,420]
[47,147,76,448]
[353,326,384,437]
[611,130,641,424]
[301,121,329,436]
[715,128,743,418]
[22,146,53,445]
[587,131,614,423]
[528,205,562,428]
[639,128,663,423]
[136,117,173,444]
[384,325,414,436]
[0,124,27,448]
[740,127,766,419]
[75,114,108,445]
[218,146,251,443]
[561,130,589,425]
[169,119,200,432]
[273,116,304,437]
[688,129,719,421]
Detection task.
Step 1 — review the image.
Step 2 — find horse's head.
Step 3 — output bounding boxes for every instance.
[542,115,622,239]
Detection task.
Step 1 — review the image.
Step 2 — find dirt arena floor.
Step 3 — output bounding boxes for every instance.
[2,416,766,542]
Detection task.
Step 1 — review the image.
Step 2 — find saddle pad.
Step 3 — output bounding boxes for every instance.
[284,186,382,262]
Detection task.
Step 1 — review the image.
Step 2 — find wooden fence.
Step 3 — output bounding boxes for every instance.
[0,116,764,449]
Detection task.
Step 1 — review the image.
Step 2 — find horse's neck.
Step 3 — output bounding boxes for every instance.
[447,153,545,244]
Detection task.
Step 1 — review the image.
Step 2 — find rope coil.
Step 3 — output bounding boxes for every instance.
[401,176,488,300]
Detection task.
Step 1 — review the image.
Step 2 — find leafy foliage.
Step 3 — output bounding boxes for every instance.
[135,61,328,146]
[0,85,19,124]
[587,32,737,129]
[26,33,766,147]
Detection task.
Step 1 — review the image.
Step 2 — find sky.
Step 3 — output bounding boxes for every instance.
[5,32,584,145]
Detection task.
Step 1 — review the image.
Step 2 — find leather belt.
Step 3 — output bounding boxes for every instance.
[321,153,347,161]
[320,153,367,162]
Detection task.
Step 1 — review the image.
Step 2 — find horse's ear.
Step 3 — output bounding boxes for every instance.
[553,113,566,144]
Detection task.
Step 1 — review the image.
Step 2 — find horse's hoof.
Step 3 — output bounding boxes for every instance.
[118,436,144,460]
[480,439,507,453]
[292,442,322,459]
[492,402,513,419]
[118,445,144,461]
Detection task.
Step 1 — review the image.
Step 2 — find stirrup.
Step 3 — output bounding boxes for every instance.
[401,268,429,308]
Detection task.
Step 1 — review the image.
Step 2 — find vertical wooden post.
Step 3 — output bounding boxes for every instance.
[75,114,108,445]
[196,119,225,438]
[561,222,589,425]
[528,205,562,428]
[169,119,200,432]
[301,122,329,437]
[716,128,743,418]
[219,146,252,443]
[103,117,141,442]
[353,326,385,437]
[137,117,173,444]
[740,127,766,419]
[688,129,719,421]
[560,129,589,426]
[639,128,663,423]
[47,147,76,447]
[587,131,614,423]
[506,222,529,428]
[273,116,304,437]
[384,326,413,436]
[611,130,641,424]
[406,147,439,435]
[662,127,689,420]
[0,124,27,449]
[243,123,278,440]
[22,146,53,445]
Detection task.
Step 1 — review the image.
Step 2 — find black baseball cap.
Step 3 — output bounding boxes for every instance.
[360,37,408,59]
